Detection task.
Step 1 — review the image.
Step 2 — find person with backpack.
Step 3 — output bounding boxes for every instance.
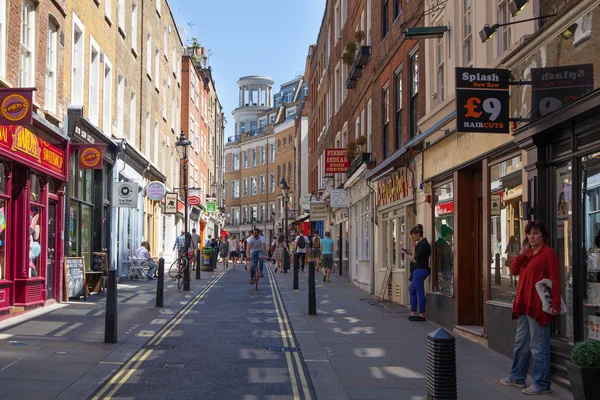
[294,230,309,273]
[311,229,322,273]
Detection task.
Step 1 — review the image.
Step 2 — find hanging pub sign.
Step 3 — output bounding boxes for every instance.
[164,193,177,214]
[455,68,510,134]
[325,148,350,173]
[531,64,594,120]
[75,144,104,170]
[0,88,34,126]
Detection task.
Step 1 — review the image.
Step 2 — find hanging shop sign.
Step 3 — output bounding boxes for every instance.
[531,64,594,120]
[310,202,329,221]
[112,182,138,208]
[330,189,349,208]
[325,148,350,173]
[455,67,510,134]
[300,193,313,210]
[177,200,185,215]
[377,169,412,207]
[0,125,64,176]
[146,181,166,201]
[190,207,200,222]
[76,144,104,170]
[435,201,454,217]
[164,193,177,214]
[187,195,201,206]
[206,201,217,212]
[0,88,34,125]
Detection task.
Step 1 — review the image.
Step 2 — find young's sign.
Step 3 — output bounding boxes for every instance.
[0,88,34,125]
[455,68,510,134]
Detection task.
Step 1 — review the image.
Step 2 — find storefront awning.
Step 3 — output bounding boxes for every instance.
[290,213,310,227]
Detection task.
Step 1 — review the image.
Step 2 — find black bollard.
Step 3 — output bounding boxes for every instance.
[196,249,201,280]
[293,253,299,290]
[156,258,164,307]
[104,269,118,343]
[426,328,457,400]
[283,247,290,273]
[308,260,316,315]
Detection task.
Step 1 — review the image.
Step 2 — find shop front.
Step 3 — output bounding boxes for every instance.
[0,120,68,310]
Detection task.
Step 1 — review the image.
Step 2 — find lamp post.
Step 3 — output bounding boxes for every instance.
[280,178,294,286]
[175,131,192,291]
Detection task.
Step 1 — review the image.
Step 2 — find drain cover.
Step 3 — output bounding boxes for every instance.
[267,347,300,352]
[163,362,185,369]
[144,344,175,350]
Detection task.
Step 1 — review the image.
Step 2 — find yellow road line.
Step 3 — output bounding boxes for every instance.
[92,270,227,400]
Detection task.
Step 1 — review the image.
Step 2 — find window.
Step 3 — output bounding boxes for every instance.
[116,72,125,136]
[269,203,275,222]
[367,0,372,45]
[334,0,341,40]
[260,146,265,164]
[252,148,256,166]
[145,108,150,156]
[162,81,167,120]
[288,161,292,184]
[19,1,35,87]
[394,0,401,20]
[240,122,246,134]
[277,165,281,182]
[45,18,58,113]
[233,154,240,170]
[334,63,341,110]
[433,182,454,294]
[117,0,125,33]
[355,116,360,143]
[357,197,370,260]
[88,38,101,124]
[496,0,511,56]
[260,175,265,194]
[463,0,473,66]
[270,144,275,163]
[155,47,160,88]
[0,0,6,78]
[436,32,445,103]
[382,85,389,159]
[409,49,419,139]
[250,177,257,196]
[153,120,159,162]
[171,95,175,131]
[242,179,248,197]
[269,173,275,193]
[131,1,138,53]
[278,139,281,148]
[231,207,240,225]
[242,207,248,224]
[156,0,161,15]
[382,0,389,39]
[130,90,136,144]
[289,135,292,146]
[490,155,523,304]
[105,0,111,21]
[146,31,152,76]
[367,98,372,152]
[163,26,169,57]
[103,58,113,135]
[283,164,287,183]
[394,68,402,150]
[283,137,287,146]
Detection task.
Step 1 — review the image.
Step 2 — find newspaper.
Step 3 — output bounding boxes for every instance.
[535,279,567,315]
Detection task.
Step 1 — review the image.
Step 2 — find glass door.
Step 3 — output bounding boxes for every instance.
[46,202,57,300]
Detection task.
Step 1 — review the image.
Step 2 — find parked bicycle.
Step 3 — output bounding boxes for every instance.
[169,250,190,289]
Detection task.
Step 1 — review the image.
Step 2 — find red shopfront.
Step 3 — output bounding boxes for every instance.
[0,123,67,312]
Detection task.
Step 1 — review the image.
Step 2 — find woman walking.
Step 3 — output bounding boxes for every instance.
[403,224,431,322]
[228,234,239,271]
[272,234,287,273]
[219,236,230,268]
[501,220,560,395]
[240,235,247,270]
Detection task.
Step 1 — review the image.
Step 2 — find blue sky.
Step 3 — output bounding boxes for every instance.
[169,0,326,141]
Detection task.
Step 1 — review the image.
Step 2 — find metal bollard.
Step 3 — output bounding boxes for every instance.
[308,260,316,315]
[293,253,299,290]
[156,258,164,307]
[426,328,457,400]
[196,249,201,280]
[283,247,290,273]
[104,269,118,343]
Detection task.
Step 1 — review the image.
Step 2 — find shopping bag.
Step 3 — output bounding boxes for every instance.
[535,278,567,315]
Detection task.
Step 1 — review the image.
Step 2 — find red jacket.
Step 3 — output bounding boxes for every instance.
[510,245,561,326]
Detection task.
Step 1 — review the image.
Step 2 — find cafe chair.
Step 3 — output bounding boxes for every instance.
[128,258,148,281]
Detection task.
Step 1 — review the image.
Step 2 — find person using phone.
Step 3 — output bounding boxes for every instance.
[501,220,560,395]
[405,224,431,322]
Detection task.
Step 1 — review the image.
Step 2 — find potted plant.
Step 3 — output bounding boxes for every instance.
[566,339,600,400]
[345,141,358,161]
[342,30,366,66]
[355,135,368,153]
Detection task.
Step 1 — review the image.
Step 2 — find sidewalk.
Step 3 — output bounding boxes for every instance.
[0,267,219,400]
[273,269,573,400]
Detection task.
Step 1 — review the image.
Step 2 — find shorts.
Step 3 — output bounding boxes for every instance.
[322,254,333,269]
[312,248,321,258]
[240,251,246,259]
[229,251,238,258]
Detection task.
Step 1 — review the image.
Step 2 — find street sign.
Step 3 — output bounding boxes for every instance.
[146,181,166,201]
[206,201,217,212]
[455,67,510,134]
[164,193,177,214]
[300,193,313,210]
[187,195,201,206]
[112,182,138,208]
[310,202,328,221]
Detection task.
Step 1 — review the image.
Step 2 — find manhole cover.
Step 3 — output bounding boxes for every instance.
[163,362,185,369]
[267,347,300,352]
[144,344,175,350]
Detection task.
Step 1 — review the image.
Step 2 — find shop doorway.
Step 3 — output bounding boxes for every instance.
[46,202,58,300]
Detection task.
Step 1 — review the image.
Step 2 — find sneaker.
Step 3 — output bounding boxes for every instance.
[323,275,326,282]
[147,275,155,280]
[249,280,254,284]
[260,273,264,278]
[500,378,526,388]
[410,316,426,322]
[522,385,550,395]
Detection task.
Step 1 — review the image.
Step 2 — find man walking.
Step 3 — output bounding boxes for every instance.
[311,229,322,272]
[190,228,201,270]
[321,231,335,282]
[173,230,186,253]
[294,230,309,273]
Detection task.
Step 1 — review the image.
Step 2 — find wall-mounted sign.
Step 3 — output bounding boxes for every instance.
[330,189,349,208]
[435,201,454,217]
[146,181,166,201]
[74,123,97,144]
[376,168,412,207]
[491,194,501,216]
[164,193,177,214]
[531,64,594,119]
[325,148,350,173]
[0,88,34,125]
[187,195,201,206]
[77,144,104,170]
[0,125,64,176]
[310,202,329,221]
[206,201,217,212]
[455,68,510,134]
[177,200,185,215]
[300,193,313,210]
[112,182,138,208]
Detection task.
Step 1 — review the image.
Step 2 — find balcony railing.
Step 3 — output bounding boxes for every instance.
[228,135,241,143]
[346,152,375,179]
[346,46,371,89]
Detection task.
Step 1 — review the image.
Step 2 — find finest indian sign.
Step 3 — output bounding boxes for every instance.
[0,125,64,176]
[325,148,350,173]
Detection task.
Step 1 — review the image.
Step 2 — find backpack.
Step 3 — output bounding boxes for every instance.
[313,236,321,248]
[297,236,306,249]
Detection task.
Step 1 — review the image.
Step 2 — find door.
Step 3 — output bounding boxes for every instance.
[46,202,57,300]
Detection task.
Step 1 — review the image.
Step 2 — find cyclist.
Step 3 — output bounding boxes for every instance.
[247,228,267,284]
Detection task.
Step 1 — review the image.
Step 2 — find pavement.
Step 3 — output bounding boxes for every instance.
[275,267,574,400]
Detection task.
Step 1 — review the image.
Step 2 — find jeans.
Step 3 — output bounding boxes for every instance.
[409,269,429,314]
[143,260,158,277]
[250,250,264,279]
[295,253,306,271]
[508,315,552,390]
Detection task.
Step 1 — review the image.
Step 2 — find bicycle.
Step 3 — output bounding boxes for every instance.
[250,252,264,291]
[169,250,190,289]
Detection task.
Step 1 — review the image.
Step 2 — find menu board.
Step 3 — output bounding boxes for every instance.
[378,265,393,302]
[92,252,108,273]
[64,257,86,300]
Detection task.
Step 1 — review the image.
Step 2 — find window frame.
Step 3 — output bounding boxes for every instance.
[45,17,59,114]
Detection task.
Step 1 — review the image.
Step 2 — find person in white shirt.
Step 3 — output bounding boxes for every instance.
[246,228,267,284]
[134,241,157,280]
[294,230,309,273]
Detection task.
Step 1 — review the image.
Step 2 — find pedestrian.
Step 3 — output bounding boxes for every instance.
[228,234,239,270]
[204,234,212,248]
[320,231,334,282]
[173,230,186,254]
[240,234,247,270]
[246,228,266,284]
[501,220,561,395]
[134,241,158,280]
[294,230,309,273]
[403,224,431,322]
[190,228,201,270]
[272,234,288,273]
[311,229,322,272]
[220,236,230,268]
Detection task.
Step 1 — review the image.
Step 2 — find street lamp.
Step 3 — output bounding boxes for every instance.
[175,130,192,291]
[280,177,294,286]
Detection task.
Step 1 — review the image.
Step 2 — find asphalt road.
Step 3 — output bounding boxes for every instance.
[89,264,316,400]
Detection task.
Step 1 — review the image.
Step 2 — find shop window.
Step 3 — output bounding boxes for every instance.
[0,163,5,194]
[556,161,574,341]
[433,182,454,294]
[490,155,523,304]
[30,174,41,202]
[0,198,6,280]
[29,205,42,277]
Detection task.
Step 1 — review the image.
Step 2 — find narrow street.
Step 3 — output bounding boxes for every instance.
[90,265,316,400]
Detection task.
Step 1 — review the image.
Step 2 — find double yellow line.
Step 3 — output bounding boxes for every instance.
[267,265,313,400]
[92,269,228,400]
